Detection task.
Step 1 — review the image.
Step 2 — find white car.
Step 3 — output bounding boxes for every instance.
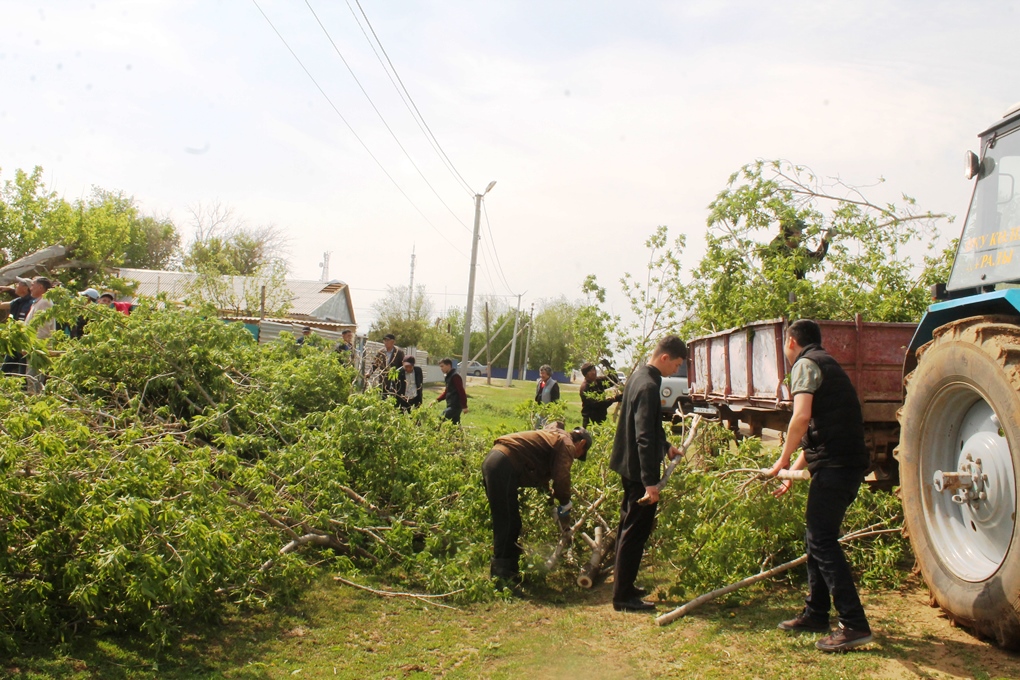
[461,360,485,377]
[659,363,690,418]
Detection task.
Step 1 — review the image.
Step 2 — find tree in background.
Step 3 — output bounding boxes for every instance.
[686,159,950,334]
[0,166,181,291]
[181,203,290,317]
[369,284,455,358]
[569,274,619,369]
[577,159,953,366]
[528,297,580,372]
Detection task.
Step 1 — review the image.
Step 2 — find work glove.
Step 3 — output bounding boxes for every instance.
[555,503,572,533]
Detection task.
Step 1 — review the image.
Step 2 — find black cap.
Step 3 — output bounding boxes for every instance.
[571,427,593,461]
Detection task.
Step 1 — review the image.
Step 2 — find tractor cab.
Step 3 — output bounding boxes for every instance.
[946,103,1020,293]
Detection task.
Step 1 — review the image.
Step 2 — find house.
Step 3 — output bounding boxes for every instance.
[111,268,356,341]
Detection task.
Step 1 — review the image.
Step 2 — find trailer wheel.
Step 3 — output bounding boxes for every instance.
[897,315,1020,648]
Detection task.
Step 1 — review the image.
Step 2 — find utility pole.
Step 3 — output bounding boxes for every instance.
[505,293,522,387]
[407,245,416,317]
[484,302,492,385]
[521,303,534,382]
[460,181,496,376]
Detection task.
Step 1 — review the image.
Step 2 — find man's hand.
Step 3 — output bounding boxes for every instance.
[463,407,469,413]
[667,445,682,461]
[555,504,572,533]
[772,479,793,498]
[639,485,660,505]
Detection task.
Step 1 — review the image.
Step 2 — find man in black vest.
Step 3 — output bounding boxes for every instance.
[609,335,686,612]
[767,319,872,652]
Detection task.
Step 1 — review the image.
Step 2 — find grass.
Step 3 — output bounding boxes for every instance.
[9,573,1020,679]
[8,380,1020,679]
[425,377,584,434]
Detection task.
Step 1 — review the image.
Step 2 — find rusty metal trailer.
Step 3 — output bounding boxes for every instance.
[686,315,916,485]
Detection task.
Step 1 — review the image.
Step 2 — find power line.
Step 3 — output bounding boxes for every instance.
[303,0,471,233]
[347,0,475,196]
[250,0,467,258]
[482,200,517,295]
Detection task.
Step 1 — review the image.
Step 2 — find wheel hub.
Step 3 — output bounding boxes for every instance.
[924,400,1016,582]
[933,454,988,506]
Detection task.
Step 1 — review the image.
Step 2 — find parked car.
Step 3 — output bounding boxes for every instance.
[659,362,690,419]
[461,360,485,376]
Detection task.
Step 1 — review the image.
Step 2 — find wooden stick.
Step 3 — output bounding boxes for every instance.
[638,415,702,505]
[577,526,617,588]
[545,494,606,571]
[333,576,463,610]
[655,527,902,626]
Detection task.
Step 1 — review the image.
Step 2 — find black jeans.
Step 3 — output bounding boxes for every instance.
[481,449,522,576]
[443,406,462,424]
[804,467,869,631]
[613,476,658,602]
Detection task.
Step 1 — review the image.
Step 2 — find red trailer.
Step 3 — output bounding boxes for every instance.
[686,315,916,485]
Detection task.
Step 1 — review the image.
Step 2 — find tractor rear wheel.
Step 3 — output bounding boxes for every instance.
[897,315,1020,648]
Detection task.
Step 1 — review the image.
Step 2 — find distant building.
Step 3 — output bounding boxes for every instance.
[111,268,356,340]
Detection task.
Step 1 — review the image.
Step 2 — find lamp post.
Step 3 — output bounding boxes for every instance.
[461,180,496,377]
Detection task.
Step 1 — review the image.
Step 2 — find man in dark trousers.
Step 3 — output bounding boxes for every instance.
[435,358,468,424]
[609,335,686,612]
[579,361,622,427]
[767,319,873,652]
[395,356,424,412]
[481,423,592,585]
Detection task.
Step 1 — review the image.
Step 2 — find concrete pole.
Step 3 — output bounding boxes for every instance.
[460,181,495,376]
[521,303,534,383]
[505,293,522,387]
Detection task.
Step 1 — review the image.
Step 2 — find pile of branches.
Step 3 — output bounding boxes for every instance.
[0,300,493,650]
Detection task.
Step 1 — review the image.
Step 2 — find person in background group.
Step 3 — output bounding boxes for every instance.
[533,364,560,428]
[436,357,468,424]
[579,361,623,427]
[395,356,424,412]
[98,292,115,307]
[534,365,560,404]
[1,278,35,322]
[336,329,356,361]
[481,423,592,587]
[69,288,99,339]
[609,334,687,613]
[767,319,873,653]
[1,278,34,375]
[296,326,312,346]
[370,333,404,393]
[24,277,56,395]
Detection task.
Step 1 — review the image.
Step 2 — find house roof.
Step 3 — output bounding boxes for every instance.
[112,268,357,325]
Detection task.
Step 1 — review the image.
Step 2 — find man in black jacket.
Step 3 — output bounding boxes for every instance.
[395,356,424,412]
[767,319,872,652]
[435,358,468,424]
[579,362,622,426]
[609,335,687,612]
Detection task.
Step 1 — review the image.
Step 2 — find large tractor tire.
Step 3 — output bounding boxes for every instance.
[897,315,1020,648]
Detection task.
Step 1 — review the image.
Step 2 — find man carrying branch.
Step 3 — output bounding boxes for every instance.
[481,423,592,588]
[609,335,687,612]
[767,319,873,652]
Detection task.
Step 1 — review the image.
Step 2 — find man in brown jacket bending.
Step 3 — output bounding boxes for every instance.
[482,423,593,586]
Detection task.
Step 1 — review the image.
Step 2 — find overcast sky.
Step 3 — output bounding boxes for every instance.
[2,1,1019,329]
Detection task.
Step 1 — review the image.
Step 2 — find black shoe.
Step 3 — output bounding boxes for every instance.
[630,586,648,598]
[815,623,873,652]
[613,597,656,612]
[777,612,830,633]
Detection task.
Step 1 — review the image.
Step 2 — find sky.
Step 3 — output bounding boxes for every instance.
[2,1,1020,330]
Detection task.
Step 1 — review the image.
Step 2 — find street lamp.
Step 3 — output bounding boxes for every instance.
[460,181,496,377]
